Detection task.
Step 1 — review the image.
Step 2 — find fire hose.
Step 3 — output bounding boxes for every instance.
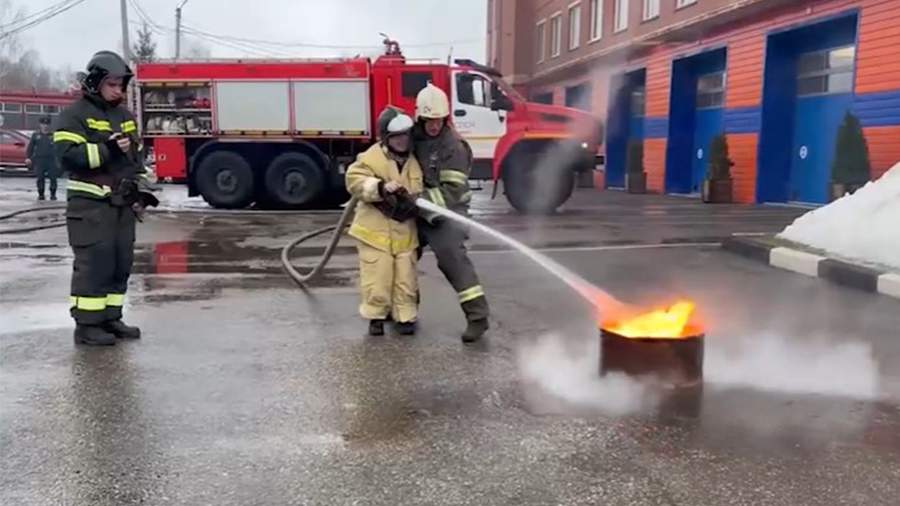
[0,205,68,235]
[280,195,359,286]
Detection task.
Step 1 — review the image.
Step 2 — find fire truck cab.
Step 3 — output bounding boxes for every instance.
[136,43,600,213]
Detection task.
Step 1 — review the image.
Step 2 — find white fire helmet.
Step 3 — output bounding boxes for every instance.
[415,83,450,120]
[377,106,414,140]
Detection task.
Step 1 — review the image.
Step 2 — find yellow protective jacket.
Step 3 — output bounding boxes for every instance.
[346,144,424,254]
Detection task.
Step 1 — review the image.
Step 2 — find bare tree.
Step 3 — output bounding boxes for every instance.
[0,0,72,91]
[0,0,25,81]
[133,21,157,63]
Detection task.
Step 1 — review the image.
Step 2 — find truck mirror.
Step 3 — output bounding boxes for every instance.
[490,83,513,111]
[491,95,513,111]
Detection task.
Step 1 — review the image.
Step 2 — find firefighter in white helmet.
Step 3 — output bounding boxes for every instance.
[413,83,490,343]
[346,107,423,336]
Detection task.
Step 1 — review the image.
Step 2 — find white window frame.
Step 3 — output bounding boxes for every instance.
[536,19,547,63]
[676,0,698,9]
[643,0,660,20]
[589,0,603,41]
[568,2,582,51]
[614,0,629,33]
[550,12,562,58]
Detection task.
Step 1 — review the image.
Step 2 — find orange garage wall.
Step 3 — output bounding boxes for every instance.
[864,126,900,179]
[726,134,759,204]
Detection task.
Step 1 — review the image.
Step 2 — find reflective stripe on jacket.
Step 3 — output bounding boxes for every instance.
[412,125,474,220]
[54,94,145,198]
[346,144,423,254]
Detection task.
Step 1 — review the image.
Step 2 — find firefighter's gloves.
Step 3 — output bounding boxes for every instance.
[374,183,418,222]
[105,132,132,159]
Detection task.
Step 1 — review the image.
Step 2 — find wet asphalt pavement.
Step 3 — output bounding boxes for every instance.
[2,178,900,505]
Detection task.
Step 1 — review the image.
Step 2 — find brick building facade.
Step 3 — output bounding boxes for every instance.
[487,0,900,204]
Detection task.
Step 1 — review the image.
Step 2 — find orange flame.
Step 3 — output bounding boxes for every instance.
[601,300,700,339]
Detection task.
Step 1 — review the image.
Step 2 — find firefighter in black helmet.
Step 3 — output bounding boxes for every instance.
[54,50,158,346]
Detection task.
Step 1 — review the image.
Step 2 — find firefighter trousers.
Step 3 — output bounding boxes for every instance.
[417,218,489,322]
[66,196,136,325]
[356,242,418,323]
[34,159,58,198]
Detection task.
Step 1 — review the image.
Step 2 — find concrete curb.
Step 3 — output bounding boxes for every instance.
[722,236,900,301]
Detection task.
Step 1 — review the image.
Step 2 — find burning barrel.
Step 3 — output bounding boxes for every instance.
[599,301,704,388]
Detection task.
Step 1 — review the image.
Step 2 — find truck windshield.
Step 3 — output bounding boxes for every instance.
[489,75,524,101]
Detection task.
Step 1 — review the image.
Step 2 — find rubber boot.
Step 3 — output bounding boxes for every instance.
[73,324,116,346]
[395,321,416,336]
[50,194,57,201]
[461,319,489,344]
[37,194,45,201]
[368,319,385,336]
[103,319,141,340]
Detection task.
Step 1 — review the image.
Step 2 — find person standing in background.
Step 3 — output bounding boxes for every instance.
[27,116,59,201]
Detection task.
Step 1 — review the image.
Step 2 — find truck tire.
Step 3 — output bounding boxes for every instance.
[263,152,325,209]
[195,151,255,209]
[503,151,575,214]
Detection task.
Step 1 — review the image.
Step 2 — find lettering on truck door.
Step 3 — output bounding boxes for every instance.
[451,70,507,160]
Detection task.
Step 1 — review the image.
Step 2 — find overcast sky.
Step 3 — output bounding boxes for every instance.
[9,0,487,70]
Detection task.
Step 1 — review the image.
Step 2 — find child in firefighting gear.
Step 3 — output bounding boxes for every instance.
[55,51,158,347]
[413,83,490,343]
[346,107,423,336]
[27,116,59,200]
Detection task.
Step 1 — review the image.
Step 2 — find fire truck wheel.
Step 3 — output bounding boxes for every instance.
[264,152,325,209]
[196,151,255,209]
[503,161,575,214]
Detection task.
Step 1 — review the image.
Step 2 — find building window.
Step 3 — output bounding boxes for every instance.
[643,0,660,20]
[615,0,629,33]
[401,72,432,98]
[797,46,856,96]
[532,92,554,104]
[631,87,646,116]
[536,20,546,63]
[550,13,562,57]
[565,82,592,111]
[568,3,582,50]
[676,0,697,8]
[696,71,726,108]
[3,103,22,113]
[42,105,60,114]
[589,0,603,40]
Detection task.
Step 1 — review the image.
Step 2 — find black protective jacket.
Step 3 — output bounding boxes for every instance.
[27,131,56,161]
[54,93,144,199]
[412,124,473,220]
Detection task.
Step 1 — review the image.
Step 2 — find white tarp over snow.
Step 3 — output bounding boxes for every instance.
[778,162,900,271]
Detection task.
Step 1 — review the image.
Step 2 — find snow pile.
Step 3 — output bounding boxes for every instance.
[154,184,211,211]
[778,162,900,271]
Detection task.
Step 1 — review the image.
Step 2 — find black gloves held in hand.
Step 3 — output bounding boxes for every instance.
[374,186,418,222]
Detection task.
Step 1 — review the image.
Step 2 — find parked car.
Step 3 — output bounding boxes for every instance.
[0,129,32,174]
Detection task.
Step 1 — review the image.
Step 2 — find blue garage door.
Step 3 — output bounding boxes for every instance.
[790,46,855,203]
[692,72,725,193]
[629,86,646,141]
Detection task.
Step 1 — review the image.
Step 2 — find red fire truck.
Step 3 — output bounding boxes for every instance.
[135,42,600,213]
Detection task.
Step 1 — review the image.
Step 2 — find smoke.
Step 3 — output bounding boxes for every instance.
[515,327,880,420]
[705,334,880,399]
[517,331,659,416]
[517,55,632,211]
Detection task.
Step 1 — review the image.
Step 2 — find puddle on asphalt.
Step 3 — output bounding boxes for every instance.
[129,267,356,306]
